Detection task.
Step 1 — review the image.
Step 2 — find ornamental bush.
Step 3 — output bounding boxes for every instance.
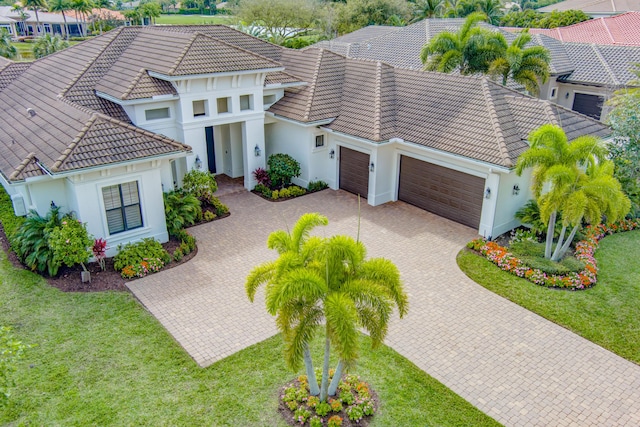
[13,206,65,276]
[49,218,93,272]
[182,169,218,200]
[163,190,202,236]
[267,153,301,188]
[114,238,170,275]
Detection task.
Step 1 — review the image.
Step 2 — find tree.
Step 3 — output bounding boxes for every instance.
[420,12,505,75]
[71,0,92,36]
[500,9,590,28]
[475,0,503,25]
[11,4,28,36]
[488,29,550,95]
[22,0,48,36]
[123,8,141,25]
[334,0,412,35]
[138,1,161,25]
[412,0,445,21]
[0,29,17,59]
[246,213,408,401]
[48,0,71,40]
[32,33,70,58]
[515,124,628,260]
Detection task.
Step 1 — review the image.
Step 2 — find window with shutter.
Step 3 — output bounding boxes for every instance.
[102,182,143,234]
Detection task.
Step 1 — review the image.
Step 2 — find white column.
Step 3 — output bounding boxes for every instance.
[243,117,266,189]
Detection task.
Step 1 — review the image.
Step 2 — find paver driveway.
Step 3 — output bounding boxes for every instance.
[128,190,640,427]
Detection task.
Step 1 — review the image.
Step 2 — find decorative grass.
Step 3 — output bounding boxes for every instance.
[155,14,233,25]
[1,252,499,426]
[458,230,640,364]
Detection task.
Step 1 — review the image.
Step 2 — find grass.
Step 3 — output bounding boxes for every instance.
[155,14,233,25]
[10,41,81,61]
[458,230,640,365]
[1,251,500,426]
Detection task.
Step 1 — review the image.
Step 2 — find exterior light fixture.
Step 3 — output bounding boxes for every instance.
[565,92,570,99]
[369,162,375,172]
[50,200,57,209]
[484,188,491,199]
[513,184,520,195]
[194,155,202,170]
[254,144,261,157]
[329,149,335,159]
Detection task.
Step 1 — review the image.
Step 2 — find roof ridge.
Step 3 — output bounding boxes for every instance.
[542,100,560,127]
[168,31,199,75]
[9,152,37,181]
[599,16,616,43]
[52,114,99,171]
[121,68,147,99]
[302,49,324,121]
[373,61,382,141]
[480,79,512,167]
[591,44,620,85]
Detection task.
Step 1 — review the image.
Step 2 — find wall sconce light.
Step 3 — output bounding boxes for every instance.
[369,162,375,172]
[254,144,261,157]
[194,155,202,170]
[565,92,570,99]
[513,184,520,195]
[329,149,335,159]
[50,200,57,209]
[484,188,491,199]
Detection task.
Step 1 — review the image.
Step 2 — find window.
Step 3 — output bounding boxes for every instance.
[102,182,143,234]
[263,94,276,105]
[192,100,206,117]
[217,97,230,114]
[240,94,253,111]
[145,107,170,121]
[550,87,558,100]
[315,134,325,148]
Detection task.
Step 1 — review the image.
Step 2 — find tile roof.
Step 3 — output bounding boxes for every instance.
[504,12,640,46]
[558,43,640,86]
[270,54,610,168]
[538,0,640,13]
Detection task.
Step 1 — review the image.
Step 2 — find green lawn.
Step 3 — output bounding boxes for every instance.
[10,41,81,61]
[155,14,233,25]
[458,230,640,364]
[1,252,499,426]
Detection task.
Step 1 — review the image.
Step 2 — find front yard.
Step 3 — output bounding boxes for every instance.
[458,230,640,365]
[0,251,499,426]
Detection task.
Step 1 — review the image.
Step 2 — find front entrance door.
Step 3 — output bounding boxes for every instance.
[205,126,216,173]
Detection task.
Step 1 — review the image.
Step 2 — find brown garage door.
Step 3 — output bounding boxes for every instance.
[572,93,604,120]
[339,147,369,198]
[398,156,484,228]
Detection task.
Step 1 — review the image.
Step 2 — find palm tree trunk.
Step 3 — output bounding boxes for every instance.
[553,224,580,261]
[327,359,343,396]
[35,9,41,36]
[61,12,69,40]
[550,225,567,261]
[303,345,320,396]
[544,210,557,259]
[319,335,330,402]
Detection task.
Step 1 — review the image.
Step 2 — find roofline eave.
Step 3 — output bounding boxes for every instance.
[149,67,285,81]
[96,90,180,105]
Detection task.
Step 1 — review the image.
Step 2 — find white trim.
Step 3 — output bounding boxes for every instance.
[97,176,146,238]
[266,112,334,127]
[96,90,179,106]
[149,67,285,82]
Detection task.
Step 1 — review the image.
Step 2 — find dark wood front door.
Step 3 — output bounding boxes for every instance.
[205,126,216,173]
[339,147,369,198]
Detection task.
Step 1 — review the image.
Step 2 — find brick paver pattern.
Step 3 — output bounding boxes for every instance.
[128,190,640,426]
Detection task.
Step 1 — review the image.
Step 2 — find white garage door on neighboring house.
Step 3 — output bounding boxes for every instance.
[339,146,370,198]
[398,155,485,229]
[572,93,604,120]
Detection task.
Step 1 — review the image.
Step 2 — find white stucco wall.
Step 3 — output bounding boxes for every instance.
[265,119,312,187]
[492,168,534,238]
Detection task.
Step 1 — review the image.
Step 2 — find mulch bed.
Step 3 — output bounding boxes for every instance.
[0,212,230,293]
[251,187,327,202]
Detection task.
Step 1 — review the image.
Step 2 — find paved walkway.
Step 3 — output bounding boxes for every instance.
[128,190,640,427]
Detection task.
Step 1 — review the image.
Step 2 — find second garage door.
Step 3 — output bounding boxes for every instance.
[398,156,484,229]
[339,147,369,198]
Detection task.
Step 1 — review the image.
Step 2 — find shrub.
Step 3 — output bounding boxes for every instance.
[315,401,331,416]
[13,206,65,276]
[179,241,190,255]
[271,189,279,200]
[182,169,218,200]
[329,398,343,412]
[346,404,364,422]
[252,167,271,187]
[515,199,562,237]
[204,210,216,221]
[92,238,107,271]
[327,415,343,427]
[267,153,301,188]
[209,196,229,216]
[294,406,311,424]
[340,390,355,405]
[163,190,202,236]
[307,395,320,408]
[309,415,323,427]
[114,238,170,273]
[120,257,165,279]
[288,186,306,197]
[173,248,183,262]
[278,188,291,198]
[509,240,545,258]
[254,183,272,198]
[308,180,328,192]
[49,218,94,272]
[0,189,25,247]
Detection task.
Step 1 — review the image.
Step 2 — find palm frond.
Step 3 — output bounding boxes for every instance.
[245,261,277,302]
[325,292,359,367]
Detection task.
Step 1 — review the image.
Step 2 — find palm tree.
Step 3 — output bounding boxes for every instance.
[420,12,506,75]
[515,124,610,259]
[246,213,408,401]
[475,0,504,25]
[71,0,92,36]
[22,0,48,36]
[11,4,28,36]
[48,0,71,40]
[412,0,445,21]
[32,33,69,58]
[0,29,17,59]
[488,29,550,95]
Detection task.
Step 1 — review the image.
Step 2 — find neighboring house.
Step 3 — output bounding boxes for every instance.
[505,12,640,46]
[315,18,640,121]
[538,0,640,17]
[0,6,85,37]
[0,25,610,253]
[0,15,17,36]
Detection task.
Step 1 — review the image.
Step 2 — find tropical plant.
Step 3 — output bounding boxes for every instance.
[420,12,505,75]
[412,0,446,21]
[48,0,71,40]
[92,238,107,271]
[475,0,504,25]
[48,217,93,272]
[32,34,69,58]
[163,190,202,236]
[22,0,48,36]
[0,29,17,59]
[267,153,301,188]
[11,4,28,36]
[13,205,65,276]
[0,326,27,407]
[500,9,590,28]
[252,167,271,188]
[515,124,629,260]
[70,0,92,36]
[246,213,408,401]
[488,29,550,95]
[515,199,561,237]
[138,1,162,25]
[334,0,411,34]
[113,238,170,272]
[182,169,218,201]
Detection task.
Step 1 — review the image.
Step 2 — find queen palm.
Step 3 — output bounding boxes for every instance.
[246,213,408,401]
[22,0,48,36]
[32,33,69,58]
[515,124,610,259]
[0,29,17,59]
[488,29,550,95]
[48,0,71,40]
[412,0,445,21]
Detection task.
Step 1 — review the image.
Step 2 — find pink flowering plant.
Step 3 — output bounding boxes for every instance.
[92,238,108,271]
[467,218,640,290]
[49,218,93,272]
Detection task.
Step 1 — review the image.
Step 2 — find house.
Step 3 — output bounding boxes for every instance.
[504,12,640,46]
[315,18,640,121]
[0,25,610,254]
[538,0,640,18]
[0,6,85,37]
